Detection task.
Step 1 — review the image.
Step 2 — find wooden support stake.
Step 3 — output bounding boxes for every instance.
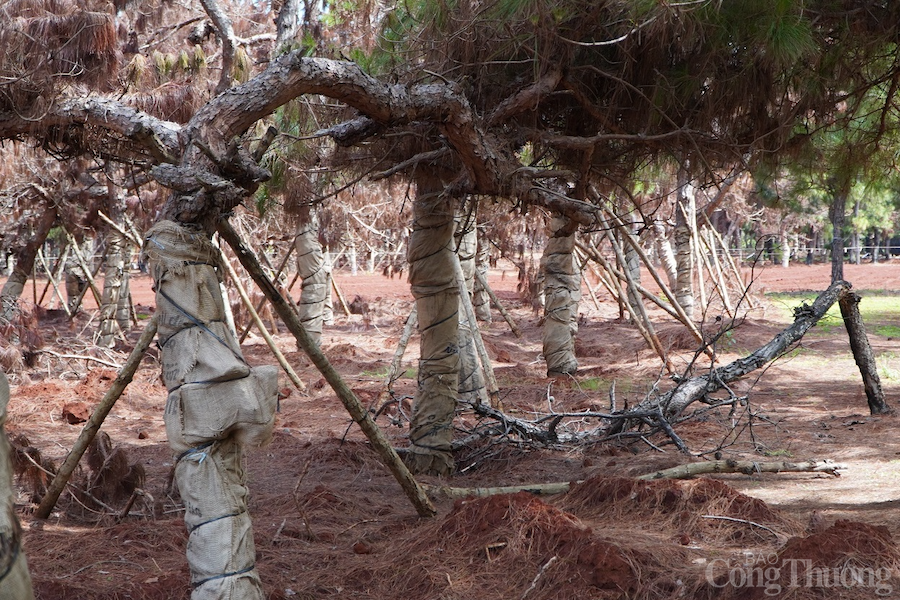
[473,269,522,338]
[97,210,142,248]
[36,248,71,316]
[218,221,436,518]
[600,211,710,355]
[598,221,673,373]
[35,315,158,519]
[64,230,104,309]
[239,243,295,343]
[573,247,604,312]
[66,259,104,316]
[455,255,501,407]
[577,242,681,322]
[332,276,352,317]
[221,254,306,393]
[374,307,417,412]
[700,211,755,308]
[700,228,735,317]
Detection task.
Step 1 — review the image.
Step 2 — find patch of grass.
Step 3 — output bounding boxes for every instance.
[765,291,900,334]
[762,448,793,458]
[878,352,900,381]
[874,324,900,338]
[360,367,389,379]
[577,377,607,392]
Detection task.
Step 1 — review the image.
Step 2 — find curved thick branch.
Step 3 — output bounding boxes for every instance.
[0,98,182,163]
[655,280,851,418]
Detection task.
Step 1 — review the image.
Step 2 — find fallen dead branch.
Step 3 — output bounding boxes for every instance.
[422,459,846,499]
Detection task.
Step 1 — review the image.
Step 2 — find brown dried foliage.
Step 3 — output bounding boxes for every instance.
[0,1,119,115]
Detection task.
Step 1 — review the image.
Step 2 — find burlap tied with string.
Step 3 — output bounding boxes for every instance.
[541,216,580,376]
[143,221,276,600]
[406,194,459,476]
[0,372,34,600]
[294,215,332,345]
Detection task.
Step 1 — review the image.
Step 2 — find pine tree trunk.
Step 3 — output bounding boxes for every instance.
[406,184,459,476]
[674,182,695,320]
[623,226,642,320]
[780,228,791,268]
[652,220,678,291]
[455,204,485,403]
[472,223,492,322]
[143,221,269,600]
[839,290,890,415]
[829,180,848,283]
[0,373,35,600]
[0,206,57,324]
[294,211,331,345]
[541,215,580,376]
[96,228,126,347]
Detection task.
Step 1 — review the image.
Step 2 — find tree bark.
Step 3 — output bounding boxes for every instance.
[829,178,849,283]
[839,290,890,414]
[540,215,580,376]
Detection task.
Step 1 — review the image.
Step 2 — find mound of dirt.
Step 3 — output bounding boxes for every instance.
[560,476,802,545]
[359,492,692,600]
[705,520,900,600]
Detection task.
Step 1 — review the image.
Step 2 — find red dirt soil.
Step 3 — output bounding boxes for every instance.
[4,259,900,599]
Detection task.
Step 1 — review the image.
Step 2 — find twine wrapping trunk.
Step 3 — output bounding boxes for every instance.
[143,221,276,600]
[0,372,34,600]
[541,216,580,376]
[406,193,459,475]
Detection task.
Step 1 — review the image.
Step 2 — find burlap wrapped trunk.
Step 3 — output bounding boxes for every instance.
[143,221,276,600]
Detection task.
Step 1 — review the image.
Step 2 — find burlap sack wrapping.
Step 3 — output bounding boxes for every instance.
[406,193,460,475]
[161,322,250,392]
[295,218,331,344]
[473,224,492,322]
[164,366,279,453]
[0,373,35,600]
[144,221,269,600]
[541,216,580,375]
[177,439,263,599]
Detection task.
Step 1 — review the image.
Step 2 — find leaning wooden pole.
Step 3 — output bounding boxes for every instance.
[601,224,673,373]
[454,254,501,407]
[221,255,307,393]
[217,220,436,518]
[374,307,418,412]
[839,289,890,414]
[473,269,522,338]
[239,243,295,343]
[35,315,159,519]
